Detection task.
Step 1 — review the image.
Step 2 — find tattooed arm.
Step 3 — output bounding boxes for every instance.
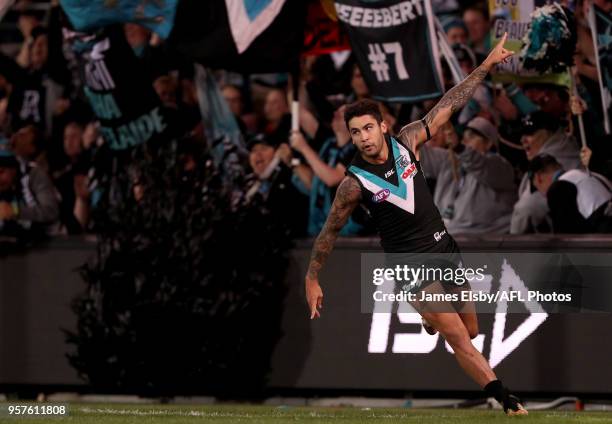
[305,176,362,319]
[398,32,514,152]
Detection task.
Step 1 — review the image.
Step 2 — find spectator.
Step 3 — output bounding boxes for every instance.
[432,0,460,14]
[522,83,569,120]
[453,43,478,77]
[82,121,100,151]
[421,118,516,234]
[4,24,69,138]
[519,112,580,170]
[222,84,243,118]
[245,134,308,237]
[124,23,150,58]
[530,154,612,233]
[178,76,205,140]
[348,64,398,131]
[0,137,59,236]
[287,105,364,236]
[221,84,248,135]
[511,111,581,234]
[442,16,468,45]
[350,64,370,101]
[261,88,291,145]
[153,75,178,109]
[15,9,41,69]
[0,141,23,237]
[51,122,88,233]
[73,169,90,231]
[10,124,46,169]
[462,4,490,55]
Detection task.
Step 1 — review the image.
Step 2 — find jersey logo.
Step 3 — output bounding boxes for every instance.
[434,230,446,242]
[349,137,415,214]
[401,163,417,180]
[384,169,395,178]
[395,154,410,169]
[372,189,390,203]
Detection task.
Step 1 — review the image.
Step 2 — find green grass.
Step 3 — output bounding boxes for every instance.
[1,403,612,423]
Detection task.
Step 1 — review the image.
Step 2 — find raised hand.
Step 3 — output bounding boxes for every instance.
[483,32,514,69]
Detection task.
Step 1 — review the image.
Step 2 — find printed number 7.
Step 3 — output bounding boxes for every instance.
[383,42,409,80]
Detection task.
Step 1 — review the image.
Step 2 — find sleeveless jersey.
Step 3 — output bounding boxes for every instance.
[347,135,456,253]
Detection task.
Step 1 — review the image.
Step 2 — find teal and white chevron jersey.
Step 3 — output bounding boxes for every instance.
[347,135,455,253]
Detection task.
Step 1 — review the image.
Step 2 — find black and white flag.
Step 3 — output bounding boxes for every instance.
[335,0,443,103]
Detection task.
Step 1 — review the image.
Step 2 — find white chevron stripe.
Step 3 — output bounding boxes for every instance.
[354,173,415,214]
[352,140,417,214]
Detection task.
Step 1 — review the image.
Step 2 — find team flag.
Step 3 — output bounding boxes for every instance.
[64,26,176,150]
[588,3,612,134]
[334,0,443,103]
[303,0,351,56]
[60,0,307,73]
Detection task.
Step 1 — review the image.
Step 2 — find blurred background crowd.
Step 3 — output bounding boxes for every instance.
[0,0,611,243]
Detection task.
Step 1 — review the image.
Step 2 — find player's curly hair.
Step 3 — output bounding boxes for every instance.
[343,99,383,129]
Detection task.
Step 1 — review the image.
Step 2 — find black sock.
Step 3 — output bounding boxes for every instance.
[484,379,507,404]
[485,380,521,412]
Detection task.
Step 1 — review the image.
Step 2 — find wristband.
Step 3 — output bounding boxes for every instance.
[421,118,431,141]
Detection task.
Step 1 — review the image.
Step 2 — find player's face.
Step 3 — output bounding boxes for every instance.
[348,115,387,158]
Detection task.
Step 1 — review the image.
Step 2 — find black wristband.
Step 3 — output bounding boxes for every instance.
[421,118,431,141]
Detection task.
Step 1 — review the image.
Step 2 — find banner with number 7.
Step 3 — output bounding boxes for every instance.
[335,0,444,103]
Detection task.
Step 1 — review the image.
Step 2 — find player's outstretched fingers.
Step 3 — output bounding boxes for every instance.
[309,293,322,319]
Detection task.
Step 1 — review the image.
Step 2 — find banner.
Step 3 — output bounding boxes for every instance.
[224,0,286,54]
[334,0,443,103]
[194,64,245,172]
[168,0,307,73]
[65,26,175,150]
[588,3,612,134]
[488,0,569,86]
[303,0,351,56]
[60,0,179,38]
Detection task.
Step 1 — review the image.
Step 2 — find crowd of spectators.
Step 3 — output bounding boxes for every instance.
[0,0,611,242]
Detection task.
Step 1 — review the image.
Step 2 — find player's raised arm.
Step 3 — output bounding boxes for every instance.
[305,176,362,319]
[397,32,514,152]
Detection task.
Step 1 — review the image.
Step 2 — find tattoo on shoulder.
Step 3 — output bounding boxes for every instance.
[397,121,423,150]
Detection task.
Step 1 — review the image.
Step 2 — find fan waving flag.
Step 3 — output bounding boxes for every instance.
[60,0,179,38]
[334,0,443,103]
[65,26,177,150]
